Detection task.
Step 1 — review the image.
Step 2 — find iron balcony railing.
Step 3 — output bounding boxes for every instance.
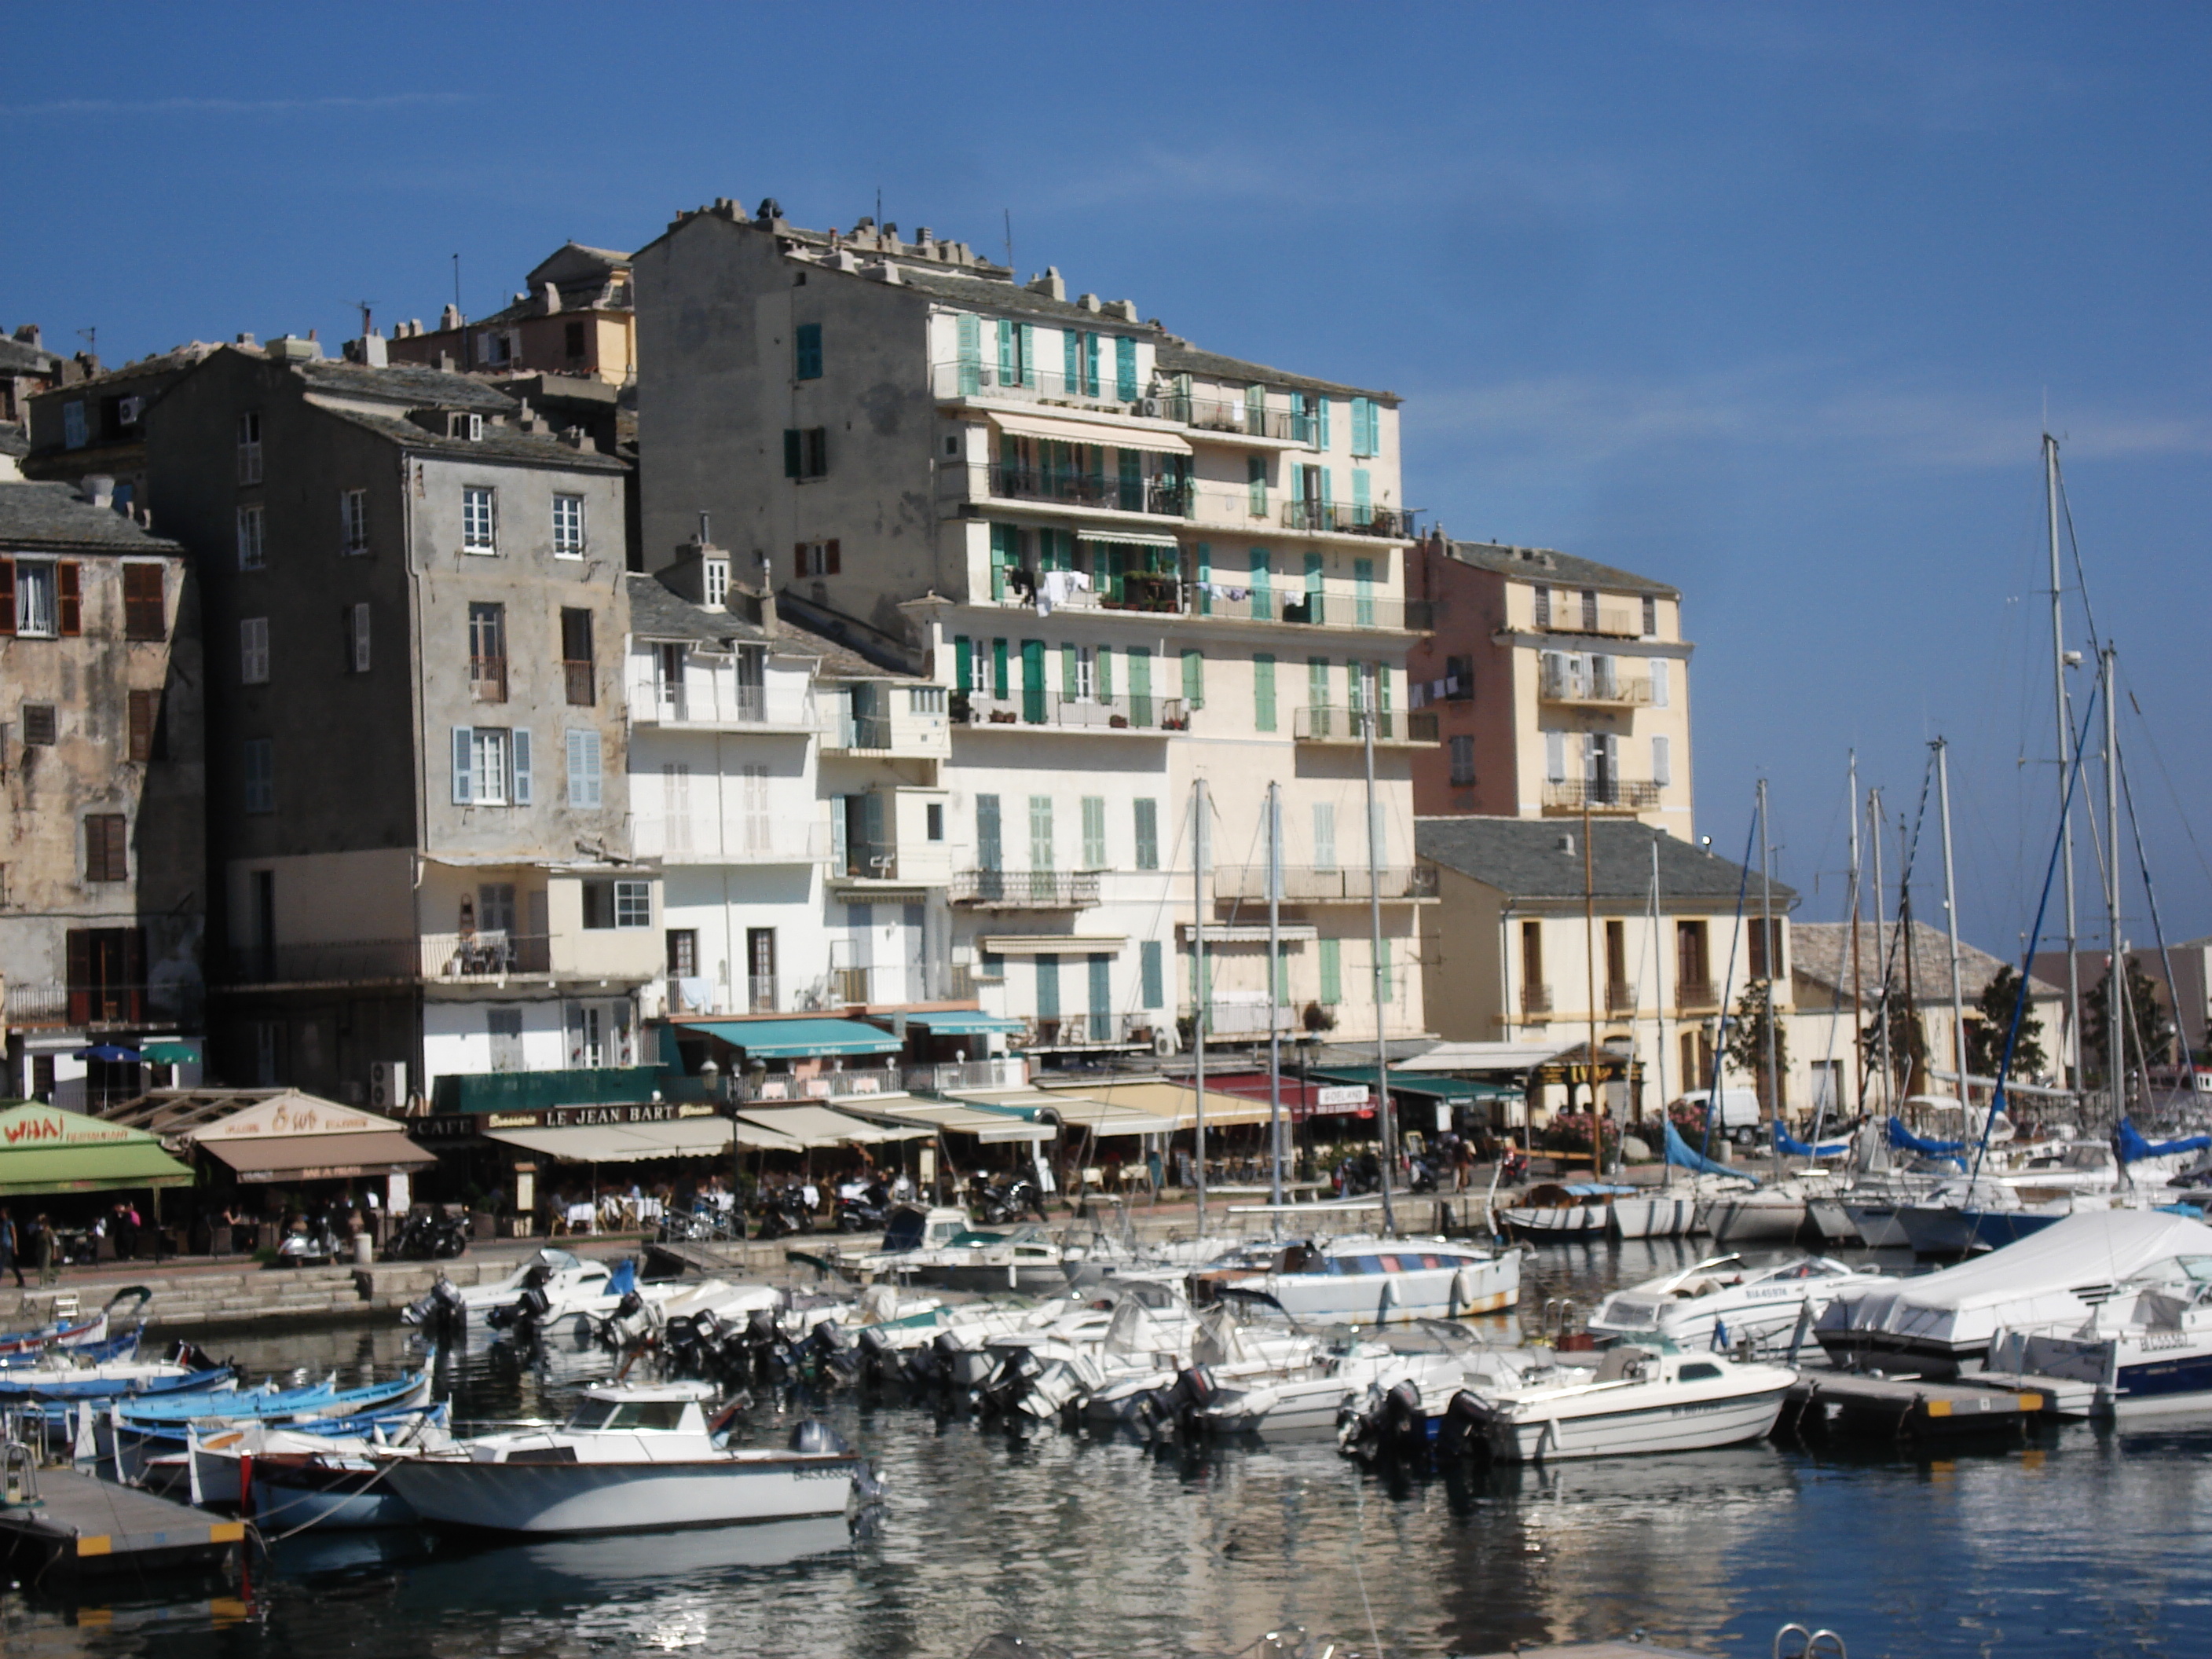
[1211,864,1439,902]
[1192,588,1432,632]
[1541,779,1663,813]
[229,935,554,984]
[746,974,778,1013]
[1291,706,1440,745]
[1153,393,1300,441]
[745,1064,902,1102]
[1280,500,1415,539]
[932,361,1144,412]
[828,713,895,753]
[626,676,819,729]
[1183,1000,1302,1038]
[469,654,508,702]
[958,691,1189,733]
[1538,666,1653,705]
[987,464,1194,519]
[1021,1012,1152,1048]
[563,659,595,707]
[1606,980,1641,1014]
[1675,979,1720,1010]
[1533,599,1647,638]
[950,870,1103,908]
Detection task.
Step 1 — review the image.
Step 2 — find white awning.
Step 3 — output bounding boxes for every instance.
[979,935,1127,957]
[1020,1091,1178,1138]
[484,1116,775,1163]
[1075,530,1183,551]
[1391,1042,1573,1075]
[1176,923,1319,944]
[736,1105,932,1148]
[989,412,1190,456]
[862,1101,1056,1144]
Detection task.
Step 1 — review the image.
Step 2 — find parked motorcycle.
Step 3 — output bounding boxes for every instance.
[387,1209,471,1262]
[969,1174,1046,1225]
[753,1188,816,1240]
[835,1180,894,1233]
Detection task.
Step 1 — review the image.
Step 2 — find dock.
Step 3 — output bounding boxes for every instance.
[0,1467,244,1577]
[1780,1369,2060,1442]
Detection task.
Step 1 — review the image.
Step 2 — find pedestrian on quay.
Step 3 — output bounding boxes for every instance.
[0,1206,20,1287]
[35,1214,59,1285]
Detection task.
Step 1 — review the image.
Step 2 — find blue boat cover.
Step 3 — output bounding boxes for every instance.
[1664,1121,1734,1177]
[1774,1123,1851,1158]
[2119,1120,2212,1163]
[1557,1182,1641,1196]
[1887,1117,1966,1156]
[607,1258,637,1297]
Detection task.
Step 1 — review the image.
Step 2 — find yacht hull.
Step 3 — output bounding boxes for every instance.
[1503,1207,1608,1242]
[1610,1196,1699,1240]
[1477,1383,1789,1463]
[382,1453,859,1534]
[1897,1205,2062,1257]
[1257,1253,1520,1324]
[1839,1202,1911,1250]
[1703,1198,1806,1245]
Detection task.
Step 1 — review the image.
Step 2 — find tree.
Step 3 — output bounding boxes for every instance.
[1859,987,1925,1107]
[1965,965,2048,1082]
[1725,980,1789,1109]
[2085,958,2177,1085]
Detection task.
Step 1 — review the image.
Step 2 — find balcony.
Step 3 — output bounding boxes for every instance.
[1538,666,1652,707]
[1155,393,1300,442]
[1522,983,1554,1017]
[1211,864,1439,903]
[229,935,549,986]
[829,713,894,753]
[905,1056,1030,1093]
[1020,1012,1156,1049]
[1280,500,1416,540]
[950,870,1103,910]
[1676,980,1720,1011]
[957,691,1188,734]
[1535,601,1646,639]
[746,974,779,1013]
[1193,588,1432,632]
[1541,779,1663,814]
[470,654,508,703]
[1606,980,1640,1014]
[1185,1000,1301,1038]
[1291,706,1440,746]
[627,678,819,732]
[563,659,595,707]
[987,463,1193,520]
[631,817,832,865]
[932,361,1148,416]
[746,1064,902,1103]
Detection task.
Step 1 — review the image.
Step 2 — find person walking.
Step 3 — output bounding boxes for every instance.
[0,1207,20,1287]
[35,1214,59,1286]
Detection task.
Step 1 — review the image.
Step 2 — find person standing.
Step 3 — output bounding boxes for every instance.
[35,1214,58,1285]
[0,1207,19,1287]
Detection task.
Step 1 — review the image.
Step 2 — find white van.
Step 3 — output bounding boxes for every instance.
[1672,1089,1763,1148]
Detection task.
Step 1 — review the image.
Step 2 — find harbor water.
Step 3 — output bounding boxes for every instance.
[6,1240,2211,1658]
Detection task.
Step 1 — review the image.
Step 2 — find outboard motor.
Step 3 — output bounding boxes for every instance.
[804,1319,859,1385]
[1172,1365,1218,1437]
[1434,1389,1492,1464]
[855,1324,897,1389]
[788,1419,852,1456]
[401,1275,467,1341]
[1379,1379,1430,1467]
[511,1284,555,1339]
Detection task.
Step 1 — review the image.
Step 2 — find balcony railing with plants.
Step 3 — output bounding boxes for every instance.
[1541,779,1663,813]
[1211,864,1439,903]
[950,870,1103,909]
[932,361,1148,412]
[986,463,1195,519]
[956,690,1188,733]
[1291,706,1440,745]
[1280,500,1416,539]
[1538,666,1653,705]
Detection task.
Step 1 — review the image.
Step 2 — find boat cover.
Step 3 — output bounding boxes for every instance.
[1887,1117,1967,1156]
[1773,1124,1851,1158]
[2119,1120,2212,1163]
[1664,1122,1734,1177]
[1815,1208,2212,1355]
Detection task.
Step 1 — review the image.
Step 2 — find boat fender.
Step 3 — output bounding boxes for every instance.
[788,1419,851,1456]
[1452,1265,1485,1311]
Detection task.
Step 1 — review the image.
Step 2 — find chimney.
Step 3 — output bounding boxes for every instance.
[1103,299,1138,322]
[540,281,562,314]
[440,303,463,331]
[80,474,115,509]
[1077,293,1101,313]
[437,351,456,373]
[346,332,388,368]
[1027,267,1066,302]
[13,324,41,349]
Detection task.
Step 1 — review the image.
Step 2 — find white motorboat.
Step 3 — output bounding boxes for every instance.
[1815,1208,2212,1374]
[1587,1254,1893,1356]
[1078,1302,1323,1425]
[174,1410,454,1522]
[1441,1344,1794,1463]
[1333,1324,1566,1457]
[1987,1254,2212,1417]
[416,1248,676,1339]
[1204,1236,1521,1324]
[378,1381,865,1533]
[1701,1185,1810,1245]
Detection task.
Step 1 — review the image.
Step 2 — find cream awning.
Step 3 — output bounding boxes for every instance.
[485,1116,778,1163]
[862,1101,1056,1144]
[979,935,1127,957]
[989,411,1191,456]
[1042,1080,1277,1131]
[736,1105,932,1148]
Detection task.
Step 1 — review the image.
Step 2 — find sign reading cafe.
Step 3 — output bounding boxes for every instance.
[412,1100,721,1141]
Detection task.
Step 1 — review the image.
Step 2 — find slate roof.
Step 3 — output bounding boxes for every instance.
[1417,816,1795,907]
[1792,920,2060,1006]
[319,407,629,472]
[0,482,184,554]
[623,573,771,646]
[0,423,25,459]
[1444,540,1678,599]
[295,358,515,412]
[1153,336,1394,404]
[0,336,60,375]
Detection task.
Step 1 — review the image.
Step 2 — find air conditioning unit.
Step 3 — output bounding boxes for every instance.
[1138,397,1159,418]
[117,396,145,425]
[368,1060,408,1112]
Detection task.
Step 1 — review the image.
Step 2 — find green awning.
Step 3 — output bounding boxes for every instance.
[1311,1068,1520,1104]
[0,1103,196,1196]
[141,1040,201,1065]
[906,1013,1026,1037]
[688,1019,904,1059]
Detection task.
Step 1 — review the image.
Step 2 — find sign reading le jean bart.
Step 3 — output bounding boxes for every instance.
[412,1101,721,1140]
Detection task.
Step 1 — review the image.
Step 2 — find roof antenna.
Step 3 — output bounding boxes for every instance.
[76,326,95,356]
[357,300,375,338]
[1004,209,1013,272]
[452,253,463,320]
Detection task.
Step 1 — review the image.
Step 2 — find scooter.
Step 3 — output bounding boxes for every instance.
[753,1189,816,1240]
[387,1210,470,1262]
[970,1174,1047,1225]
[835,1181,894,1233]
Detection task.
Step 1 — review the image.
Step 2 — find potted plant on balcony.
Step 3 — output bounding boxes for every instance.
[1108,713,1129,728]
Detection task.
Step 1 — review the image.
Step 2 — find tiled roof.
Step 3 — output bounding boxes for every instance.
[317,406,629,472]
[295,358,515,411]
[0,482,184,553]
[1792,920,2060,1005]
[1153,336,1393,404]
[1417,815,1793,906]
[1443,540,1678,599]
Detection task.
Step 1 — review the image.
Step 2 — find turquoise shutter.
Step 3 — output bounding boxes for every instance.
[1181,647,1203,709]
[1250,548,1271,618]
[977,794,1002,871]
[1097,643,1114,701]
[1020,638,1046,723]
[1064,330,1079,393]
[1141,940,1163,1009]
[1355,556,1375,627]
[1036,955,1060,1020]
[1253,654,1276,732]
[1352,469,1372,527]
[1196,542,1212,615]
[1115,336,1137,401]
[795,323,822,380]
[1319,397,1331,450]
[511,729,533,804]
[995,318,1013,385]
[991,637,1009,700]
[1129,646,1152,724]
[1061,643,1079,700]
[1084,332,1100,397]
[1020,324,1037,388]
[955,315,980,394]
[1305,551,1325,624]
[954,635,972,694]
[990,523,1014,600]
[1089,954,1111,1026]
[1290,393,1307,445]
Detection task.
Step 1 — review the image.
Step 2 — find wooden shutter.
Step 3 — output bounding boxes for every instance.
[1084,332,1100,396]
[128,689,158,762]
[793,542,808,579]
[122,927,145,1023]
[1019,324,1037,388]
[67,929,92,1024]
[1318,397,1331,451]
[824,538,840,574]
[123,564,165,639]
[783,430,802,478]
[57,562,82,635]
[452,727,474,803]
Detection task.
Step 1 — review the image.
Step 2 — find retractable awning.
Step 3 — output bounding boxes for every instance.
[978,935,1126,957]
[1045,1080,1278,1130]
[0,1104,196,1196]
[736,1106,932,1148]
[905,1013,1027,1037]
[685,1019,904,1059]
[1005,1089,1177,1138]
[862,1101,1056,1144]
[1310,1067,1518,1104]
[1075,530,1182,551]
[485,1116,789,1162]
[200,1130,437,1183]
[989,412,1191,456]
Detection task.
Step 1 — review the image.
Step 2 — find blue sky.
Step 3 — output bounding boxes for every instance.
[8,2,2208,957]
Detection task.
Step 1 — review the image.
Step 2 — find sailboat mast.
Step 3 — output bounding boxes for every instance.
[1650,837,1668,1191]
[1871,788,1891,1114]
[2048,434,2085,1087]
[1192,777,1209,1236]
[1935,739,1972,1127]
[1363,669,1397,1236]
[2104,646,2125,1126]
[1266,779,1284,1210]
[1848,753,1866,1122]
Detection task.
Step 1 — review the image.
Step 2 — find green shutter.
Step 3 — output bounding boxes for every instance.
[1253,654,1276,732]
[1020,323,1037,388]
[1305,553,1326,625]
[955,315,980,394]
[1309,657,1330,732]
[1096,643,1114,702]
[795,323,823,380]
[954,635,972,693]
[1376,936,1392,1004]
[783,430,802,478]
[1196,542,1212,615]
[1352,470,1372,529]
[1319,937,1342,1005]
[1036,954,1060,1019]
[1181,648,1204,710]
[990,523,1016,601]
[1084,332,1100,397]
[1118,448,1141,511]
[1090,953,1112,1024]
[1318,396,1331,450]
[1250,548,1271,619]
[1029,795,1054,870]
[992,638,1009,700]
[1129,646,1153,724]
[1064,329,1080,393]
[977,793,1002,870]
[1133,797,1159,870]
[1082,797,1107,867]
[995,318,1013,384]
[1020,639,1046,723]
[1141,939,1164,1008]
[1115,336,1137,401]
[1354,555,1375,626]
[1061,643,1079,700]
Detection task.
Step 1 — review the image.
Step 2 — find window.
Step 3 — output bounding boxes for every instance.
[566,728,603,807]
[1133,798,1159,870]
[703,558,730,607]
[1444,654,1474,701]
[582,879,652,930]
[1140,940,1164,1009]
[66,926,143,1026]
[1318,937,1342,1005]
[1253,654,1276,731]
[1653,734,1672,787]
[240,617,269,684]
[1028,795,1054,871]
[1350,396,1379,457]
[561,608,595,705]
[340,489,368,555]
[1036,954,1060,1020]
[346,602,372,673]
[1115,335,1137,401]
[469,602,507,701]
[1313,804,1337,870]
[22,704,57,745]
[1747,917,1785,981]
[127,689,161,762]
[783,427,829,480]
[565,320,587,361]
[794,322,822,380]
[462,486,497,554]
[1449,734,1476,786]
[1677,921,1710,987]
[84,814,127,882]
[666,928,698,977]
[236,412,262,483]
[1643,595,1658,637]
[12,558,62,635]
[1081,797,1108,869]
[976,794,1002,872]
[1181,648,1204,710]
[1544,730,1566,782]
[122,564,166,639]
[450,725,528,806]
[64,401,87,449]
[1533,586,1551,630]
[552,494,586,558]
[924,801,945,842]
[910,686,946,715]
[243,737,274,813]
[1650,658,1670,708]
[793,538,839,578]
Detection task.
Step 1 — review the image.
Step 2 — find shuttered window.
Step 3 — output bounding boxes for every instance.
[1141,940,1164,1009]
[1115,336,1137,401]
[1081,797,1108,868]
[128,689,160,762]
[1133,798,1159,870]
[122,564,165,639]
[243,738,274,814]
[1181,648,1204,709]
[84,814,127,882]
[1064,330,1081,394]
[976,794,1002,871]
[1253,654,1276,732]
[240,617,269,684]
[794,323,822,380]
[1319,938,1342,1005]
[567,728,603,807]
